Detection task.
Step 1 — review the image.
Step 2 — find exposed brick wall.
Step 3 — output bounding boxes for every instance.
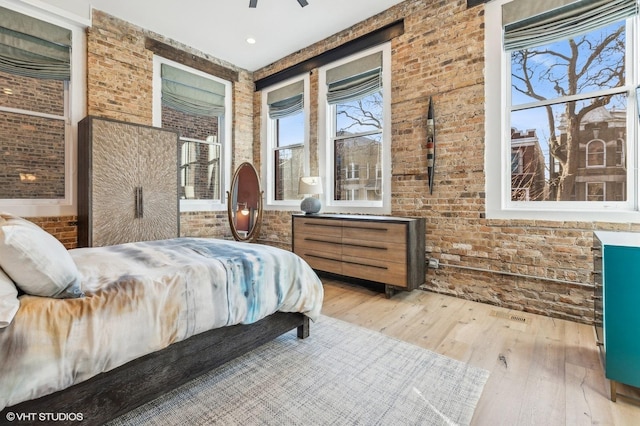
[86,11,154,124]
[235,70,256,165]
[27,216,78,249]
[0,112,66,199]
[0,71,63,114]
[179,211,232,239]
[162,106,218,141]
[251,0,630,323]
[85,10,254,239]
[12,2,635,323]
[0,71,66,199]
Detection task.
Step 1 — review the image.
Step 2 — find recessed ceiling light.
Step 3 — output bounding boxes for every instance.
[246,37,256,45]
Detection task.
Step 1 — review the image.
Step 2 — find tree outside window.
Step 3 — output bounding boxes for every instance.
[510,21,628,202]
[332,89,383,202]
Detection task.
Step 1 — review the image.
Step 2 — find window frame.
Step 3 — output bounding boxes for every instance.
[485,0,640,223]
[586,140,606,168]
[152,55,232,213]
[586,181,606,201]
[260,75,310,210]
[317,43,392,215]
[0,2,87,217]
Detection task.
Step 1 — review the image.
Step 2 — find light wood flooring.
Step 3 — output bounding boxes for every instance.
[320,277,640,426]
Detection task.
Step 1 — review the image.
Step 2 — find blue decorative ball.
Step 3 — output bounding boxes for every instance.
[300,197,321,214]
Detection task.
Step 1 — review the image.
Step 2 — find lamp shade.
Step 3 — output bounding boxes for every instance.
[298,176,323,195]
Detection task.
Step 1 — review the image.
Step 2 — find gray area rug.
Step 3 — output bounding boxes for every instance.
[109,315,489,425]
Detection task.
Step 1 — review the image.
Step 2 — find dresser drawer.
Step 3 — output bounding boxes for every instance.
[342,255,407,287]
[342,238,406,264]
[341,221,406,244]
[294,233,341,252]
[294,217,342,238]
[296,250,343,275]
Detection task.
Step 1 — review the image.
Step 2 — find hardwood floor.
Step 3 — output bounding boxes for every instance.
[319,278,640,426]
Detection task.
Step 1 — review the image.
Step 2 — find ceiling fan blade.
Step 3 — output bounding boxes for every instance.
[249,0,257,7]
[297,0,309,7]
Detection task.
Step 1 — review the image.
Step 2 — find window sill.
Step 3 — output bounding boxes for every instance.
[486,206,640,224]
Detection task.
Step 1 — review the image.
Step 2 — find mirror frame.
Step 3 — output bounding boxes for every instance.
[226,162,263,242]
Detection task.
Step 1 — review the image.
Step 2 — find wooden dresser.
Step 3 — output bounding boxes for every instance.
[292,214,425,297]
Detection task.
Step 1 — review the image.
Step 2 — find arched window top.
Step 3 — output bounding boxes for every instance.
[586,139,606,168]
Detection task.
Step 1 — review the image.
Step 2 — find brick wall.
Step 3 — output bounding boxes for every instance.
[85,10,254,239]
[13,2,635,322]
[251,0,635,323]
[16,9,251,245]
[162,106,218,141]
[0,71,66,199]
[27,216,77,249]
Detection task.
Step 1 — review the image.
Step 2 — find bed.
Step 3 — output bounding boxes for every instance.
[0,213,323,424]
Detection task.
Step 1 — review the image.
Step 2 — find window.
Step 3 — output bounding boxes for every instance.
[261,77,308,208]
[511,150,523,174]
[0,5,85,217]
[153,57,232,212]
[616,139,625,166]
[586,140,606,168]
[318,43,391,214]
[485,0,639,222]
[586,182,605,201]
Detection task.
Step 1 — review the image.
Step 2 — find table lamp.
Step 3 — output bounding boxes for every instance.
[298,176,323,214]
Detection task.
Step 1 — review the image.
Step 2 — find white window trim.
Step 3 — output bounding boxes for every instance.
[152,55,232,212]
[485,0,640,223]
[317,43,392,215]
[0,0,87,218]
[260,74,310,211]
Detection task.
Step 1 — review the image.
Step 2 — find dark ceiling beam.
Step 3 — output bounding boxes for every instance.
[255,19,404,92]
[145,38,239,82]
[467,0,489,7]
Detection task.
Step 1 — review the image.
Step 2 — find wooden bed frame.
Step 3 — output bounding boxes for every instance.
[1,311,309,425]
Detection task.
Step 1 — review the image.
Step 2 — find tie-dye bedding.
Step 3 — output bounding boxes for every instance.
[0,237,323,411]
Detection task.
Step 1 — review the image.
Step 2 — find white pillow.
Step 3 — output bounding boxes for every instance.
[0,213,83,298]
[0,267,20,328]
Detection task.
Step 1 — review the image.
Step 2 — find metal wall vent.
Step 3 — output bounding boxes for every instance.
[490,310,530,324]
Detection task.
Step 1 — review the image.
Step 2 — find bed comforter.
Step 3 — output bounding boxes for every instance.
[0,237,323,410]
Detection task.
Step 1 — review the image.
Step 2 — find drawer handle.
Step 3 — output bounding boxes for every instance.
[305,253,340,261]
[342,259,388,270]
[343,226,389,232]
[300,222,337,228]
[343,242,388,250]
[304,237,342,245]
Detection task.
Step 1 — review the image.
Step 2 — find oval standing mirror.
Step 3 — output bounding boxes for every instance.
[227,162,263,242]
